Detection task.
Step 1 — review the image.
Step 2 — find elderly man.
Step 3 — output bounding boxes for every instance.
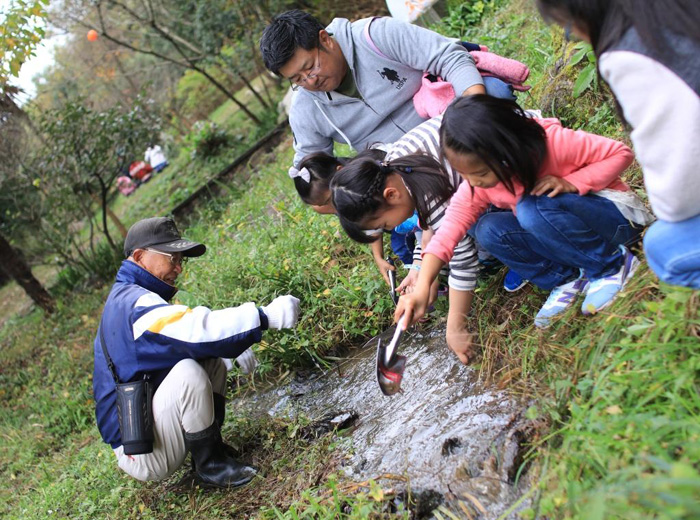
[93,217,300,488]
[260,10,514,173]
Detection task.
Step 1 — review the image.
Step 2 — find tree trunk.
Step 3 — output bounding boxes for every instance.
[216,61,270,109]
[96,179,117,251]
[0,233,55,313]
[192,65,262,125]
[91,192,127,238]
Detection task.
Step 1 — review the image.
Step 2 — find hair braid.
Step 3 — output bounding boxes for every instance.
[357,167,386,209]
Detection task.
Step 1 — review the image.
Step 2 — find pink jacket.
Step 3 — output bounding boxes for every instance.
[424,118,635,264]
[471,51,530,91]
[413,51,532,118]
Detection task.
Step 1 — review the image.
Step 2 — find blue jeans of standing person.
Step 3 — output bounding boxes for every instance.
[468,194,644,290]
[483,76,516,101]
[390,230,416,266]
[644,214,700,289]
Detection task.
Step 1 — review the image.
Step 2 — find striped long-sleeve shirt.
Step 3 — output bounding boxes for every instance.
[385,115,479,292]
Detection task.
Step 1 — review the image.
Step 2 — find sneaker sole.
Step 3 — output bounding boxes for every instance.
[583,257,639,315]
[504,280,529,293]
[534,318,550,329]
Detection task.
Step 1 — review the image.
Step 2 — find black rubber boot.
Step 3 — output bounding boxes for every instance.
[184,423,256,489]
[212,392,238,458]
[213,393,226,428]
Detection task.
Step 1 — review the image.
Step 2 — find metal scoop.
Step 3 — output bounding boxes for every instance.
[386,257,399,305]
[376,314,407,396]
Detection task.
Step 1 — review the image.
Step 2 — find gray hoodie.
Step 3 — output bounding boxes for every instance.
[289,16,483,167]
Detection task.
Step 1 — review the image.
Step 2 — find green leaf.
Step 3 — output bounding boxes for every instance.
[573,63,596,97]
[569,47,588,66]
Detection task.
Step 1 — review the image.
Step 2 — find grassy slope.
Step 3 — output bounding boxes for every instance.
[108,74,284,236]
[1,1,699,519]
[0,138,394,520]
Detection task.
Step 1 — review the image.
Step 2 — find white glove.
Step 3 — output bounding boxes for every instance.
[222,349,258,374]
[261,294,300,330]
[235,348,258,374]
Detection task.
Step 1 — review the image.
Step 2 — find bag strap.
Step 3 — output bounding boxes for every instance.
[363,17,389,60]
[99,318,121,385]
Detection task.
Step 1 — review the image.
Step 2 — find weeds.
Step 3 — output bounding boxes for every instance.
[568,42,597,97]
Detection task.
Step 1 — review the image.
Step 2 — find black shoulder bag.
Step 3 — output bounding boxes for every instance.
[99,322,154,455]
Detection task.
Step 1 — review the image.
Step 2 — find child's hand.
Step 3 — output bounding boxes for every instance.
[395,287,430,328]
[397,268,419,294]
[446,326,476,364]
[531,175,577,197]
[374,256,395,286]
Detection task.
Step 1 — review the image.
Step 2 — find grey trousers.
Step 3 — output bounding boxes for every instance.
[114,358,226,481]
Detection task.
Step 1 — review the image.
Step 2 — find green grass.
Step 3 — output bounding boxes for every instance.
[162,141,394,370]
[1,1,699,518]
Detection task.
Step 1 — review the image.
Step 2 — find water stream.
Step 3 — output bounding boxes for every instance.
[232,323,536,518]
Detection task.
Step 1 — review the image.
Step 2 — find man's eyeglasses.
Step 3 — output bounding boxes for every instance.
[289,47,321,91]
[145,248,188,267]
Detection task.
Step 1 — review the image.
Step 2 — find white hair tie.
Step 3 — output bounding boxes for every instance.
[288,166,311,183]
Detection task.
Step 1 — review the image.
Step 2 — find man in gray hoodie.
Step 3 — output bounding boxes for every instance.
[260,10,509,172]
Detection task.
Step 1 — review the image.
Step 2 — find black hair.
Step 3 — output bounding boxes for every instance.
[295,152,350,206]
[295,149,386,206]
[330,150,454,244]
[440,95,547,195]
[536,0,700,59]
[260,10,325,75]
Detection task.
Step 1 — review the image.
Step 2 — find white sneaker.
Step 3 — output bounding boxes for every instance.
[534,272,589,329]
[582,246,639,315]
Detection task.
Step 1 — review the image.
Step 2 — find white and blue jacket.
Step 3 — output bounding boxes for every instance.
[93,260,269,449]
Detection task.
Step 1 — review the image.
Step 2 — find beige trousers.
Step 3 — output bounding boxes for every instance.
[114,358,226,481]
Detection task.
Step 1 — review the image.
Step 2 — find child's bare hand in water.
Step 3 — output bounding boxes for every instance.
[531,175,577,197]
[446,326,476,364]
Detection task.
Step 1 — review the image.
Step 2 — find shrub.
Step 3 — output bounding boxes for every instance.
[187,120,231,159]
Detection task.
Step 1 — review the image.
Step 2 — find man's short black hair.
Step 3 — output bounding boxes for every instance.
[260,10,325,75]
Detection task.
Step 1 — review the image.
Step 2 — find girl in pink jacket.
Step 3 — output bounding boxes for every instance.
[397,96,652,332]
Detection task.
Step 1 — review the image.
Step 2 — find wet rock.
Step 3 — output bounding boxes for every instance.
[287,370,325,397]
[441,437,463,456]
[330,412,357,429]
[298,410,358,440]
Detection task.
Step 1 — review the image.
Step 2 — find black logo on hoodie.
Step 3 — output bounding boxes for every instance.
[378,67,407,89]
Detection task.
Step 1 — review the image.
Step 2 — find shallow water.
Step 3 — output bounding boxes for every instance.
[233,323,535,518]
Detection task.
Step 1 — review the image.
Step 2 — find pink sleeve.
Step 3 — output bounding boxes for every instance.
[424,182,488,263]
[549,124,634,194]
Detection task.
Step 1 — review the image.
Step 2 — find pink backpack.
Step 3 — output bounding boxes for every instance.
[363,17,530,118]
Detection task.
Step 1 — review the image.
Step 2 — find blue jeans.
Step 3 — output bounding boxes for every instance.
[390,230,416,265]
[469,194,643,290]
[644,214,700,288]
[483,76,516,101]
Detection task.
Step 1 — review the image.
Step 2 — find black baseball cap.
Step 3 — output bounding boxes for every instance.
[124,217,206,258]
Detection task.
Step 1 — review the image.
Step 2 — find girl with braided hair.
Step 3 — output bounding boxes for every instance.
[293,148,417,284]
[330,116,481,364]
